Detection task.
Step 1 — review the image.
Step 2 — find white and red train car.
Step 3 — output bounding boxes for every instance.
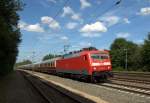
[19,49,113,82]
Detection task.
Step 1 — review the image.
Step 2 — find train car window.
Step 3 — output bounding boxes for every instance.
[51,62,52,67]
[52,62,54,67]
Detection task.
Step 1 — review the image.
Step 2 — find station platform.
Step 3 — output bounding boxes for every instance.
[1,70,150,103]
[0,70,48,103]
[23,70,150,103]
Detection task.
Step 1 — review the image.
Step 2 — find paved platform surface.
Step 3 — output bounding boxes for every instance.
[25,70,150,103]
[0,70,48,103]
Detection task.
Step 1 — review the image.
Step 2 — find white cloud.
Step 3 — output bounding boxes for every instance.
[123,18,130,24]
[61,6,74,17]
[79,42,92,47]
[66,22,78,29]
[71,14,81,20]
[49,21,60,29]
[80,21,107,33]
[41,16,60,29]
[138,7,150,16]
[116,32,130,38]
[25,23,44,32]
[18,21,27,29]
[134,39,144,44]
[80,21,107,37]
[80,0,91,9]
[100,16,120,27]
[81,33,101,37]
[18,21,44,32]
[41,16,52,24]
[60,36,69,41]
[47,0,56,3]
[61,6,81,21]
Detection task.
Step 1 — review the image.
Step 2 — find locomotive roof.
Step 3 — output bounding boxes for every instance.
[81,50,109,54]
[19,57,61,68]
[63,50,109,59]
[65,49,109,55]
[39,57,61,64]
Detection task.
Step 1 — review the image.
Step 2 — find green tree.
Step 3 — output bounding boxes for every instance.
[141,33,150,71]
[130,45,142,70]
[110,38,140,71]
[110,38,128,69]
[42,54,60,61]
[0,0,23,75]
[15,60,32,68]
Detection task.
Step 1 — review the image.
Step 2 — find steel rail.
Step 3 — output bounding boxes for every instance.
[99,83,150,97]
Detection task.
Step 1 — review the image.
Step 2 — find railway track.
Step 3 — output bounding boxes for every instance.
[113,72,150,80]
[111,71,150,84]
[110,77,150,84]
[99,82,150,97]
[98,71,150,97]
[21,71,95,103]
[22,70,150,101]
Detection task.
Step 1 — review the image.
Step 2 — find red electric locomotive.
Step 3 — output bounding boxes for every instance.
[56,49,113,82]
[19,48,113,82]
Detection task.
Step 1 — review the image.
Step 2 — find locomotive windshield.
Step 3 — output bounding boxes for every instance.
[91,53,109,60]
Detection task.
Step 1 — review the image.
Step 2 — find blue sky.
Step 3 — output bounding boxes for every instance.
[17,0,150,62]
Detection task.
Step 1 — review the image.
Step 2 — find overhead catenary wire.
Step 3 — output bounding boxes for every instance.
[106,4,140,29]
[30,0,70,60]
[62,0,124,52]
[44,0,122,53]
[100,0,150,30]
[48,0,69,25]
[86,0,122,23]
[109,13,146,30]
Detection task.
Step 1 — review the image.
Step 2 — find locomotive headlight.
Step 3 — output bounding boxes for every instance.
[93,67,96,70]
[92,63,100,66]
[103,62,111,65]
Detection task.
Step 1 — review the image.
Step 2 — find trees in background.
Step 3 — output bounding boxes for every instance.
[110,38,140,71]
[110,33,150,71]
[42,54,61,61]
[0,0,23,75]
[15,60,32,68]
[110,38,128,69]
[141,33,150,71]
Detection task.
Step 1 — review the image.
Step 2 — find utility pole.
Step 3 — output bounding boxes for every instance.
[31,51,35,73]
[64,45,69,54]
[124,49,128,70]
[32,51,35,63]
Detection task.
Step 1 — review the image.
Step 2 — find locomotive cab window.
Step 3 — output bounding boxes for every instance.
[91,53,109,60]
[83,55,87,61]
